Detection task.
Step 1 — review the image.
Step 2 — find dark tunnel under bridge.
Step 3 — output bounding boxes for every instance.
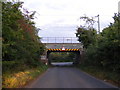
[47,50,81,65]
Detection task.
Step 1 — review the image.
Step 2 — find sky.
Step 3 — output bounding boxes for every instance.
[20,0,120,39]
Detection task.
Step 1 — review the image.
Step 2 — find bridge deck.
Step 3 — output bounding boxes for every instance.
[44,43,83,50]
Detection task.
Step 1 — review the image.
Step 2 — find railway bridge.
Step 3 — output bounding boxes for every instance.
[41,37,83,65]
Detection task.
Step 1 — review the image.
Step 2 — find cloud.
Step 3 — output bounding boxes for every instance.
[39,25,77,37]
[20,0,120,37]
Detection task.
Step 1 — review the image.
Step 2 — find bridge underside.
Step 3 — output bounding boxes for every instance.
[47,51,80,65]
[42,42,83,65]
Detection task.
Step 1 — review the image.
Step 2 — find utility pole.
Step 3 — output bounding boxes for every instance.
[118,1,120,14]
[118,1,120,19]
[97,14,100,34]
[95,14,100,34]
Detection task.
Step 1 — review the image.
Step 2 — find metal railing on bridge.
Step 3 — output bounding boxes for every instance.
[40,37,79,43]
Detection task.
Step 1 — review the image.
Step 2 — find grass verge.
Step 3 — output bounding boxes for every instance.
[76,64,120,87]
[2,65,48,88]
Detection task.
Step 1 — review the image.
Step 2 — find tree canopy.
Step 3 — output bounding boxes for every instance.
[76,13,120,73]
[2,1,45,68]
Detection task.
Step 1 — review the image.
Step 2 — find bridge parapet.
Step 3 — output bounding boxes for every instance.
[44,43,83,50]
[41,37,79,43]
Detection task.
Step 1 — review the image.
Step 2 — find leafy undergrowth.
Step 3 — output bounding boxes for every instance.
[2,65,48,88]
[77,65,120,87]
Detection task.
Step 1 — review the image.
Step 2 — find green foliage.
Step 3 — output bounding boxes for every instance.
[76,27,97,48]
[76,13,120,73]
[2,1,45,72]
[50,52,75,62]
[95,13,120,72]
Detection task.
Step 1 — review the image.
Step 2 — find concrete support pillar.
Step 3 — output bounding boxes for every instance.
[79,50,84,64]
[76,51,80,64]
[47,51,51,65]
[73,51,80,65]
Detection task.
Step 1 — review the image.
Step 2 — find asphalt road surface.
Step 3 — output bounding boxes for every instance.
[26,67,118,88]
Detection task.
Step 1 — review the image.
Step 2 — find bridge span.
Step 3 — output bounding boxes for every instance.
[41,37,83,65]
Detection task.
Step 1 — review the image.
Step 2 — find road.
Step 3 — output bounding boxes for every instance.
[51,62,73,66]
[26,67,118,88]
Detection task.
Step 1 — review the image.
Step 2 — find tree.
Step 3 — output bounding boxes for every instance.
[96,13,120,72]
[76,13,120,73]
[76,15,97,48]
[2,1,45,68]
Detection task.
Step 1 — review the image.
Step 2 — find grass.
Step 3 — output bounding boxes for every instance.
[76,64,120,87]
[2,65,48,88]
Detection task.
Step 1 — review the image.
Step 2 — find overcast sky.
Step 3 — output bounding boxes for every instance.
[20,0,120,38]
